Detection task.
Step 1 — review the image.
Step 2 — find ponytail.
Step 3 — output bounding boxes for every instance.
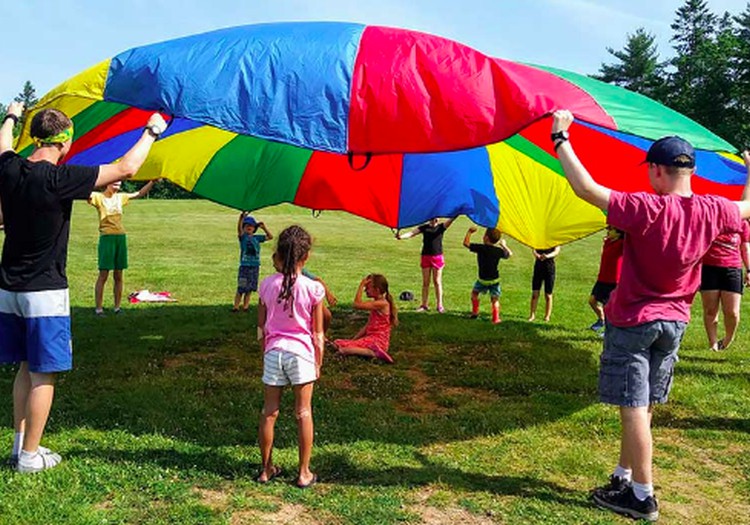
[275,225,312,314]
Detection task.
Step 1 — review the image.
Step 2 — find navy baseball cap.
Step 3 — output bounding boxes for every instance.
[645,136,695,168]
[242,216,257,227]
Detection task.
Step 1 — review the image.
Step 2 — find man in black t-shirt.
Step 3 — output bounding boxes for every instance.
[463,226,512,324]
[0,101,166,473]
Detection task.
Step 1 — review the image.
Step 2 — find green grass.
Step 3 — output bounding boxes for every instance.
[1,200,749,524]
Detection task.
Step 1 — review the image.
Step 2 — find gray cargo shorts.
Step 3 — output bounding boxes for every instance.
[599,320,687,407]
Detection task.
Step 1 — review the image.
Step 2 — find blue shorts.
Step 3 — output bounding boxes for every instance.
[0,288,73,373]
[237,265,260,294]
[472,280,501,297]
[599,321,686,408]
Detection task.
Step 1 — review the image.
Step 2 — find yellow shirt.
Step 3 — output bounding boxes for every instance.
[89,192,137,235]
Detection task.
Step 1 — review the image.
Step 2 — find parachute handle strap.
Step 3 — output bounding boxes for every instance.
[348,151,373,171]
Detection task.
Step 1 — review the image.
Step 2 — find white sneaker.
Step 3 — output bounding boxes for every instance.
[16,448,62,473]
[9,446,53,469]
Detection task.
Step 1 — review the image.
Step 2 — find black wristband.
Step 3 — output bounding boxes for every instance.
[3,114,19,125]
[553,138,568,151]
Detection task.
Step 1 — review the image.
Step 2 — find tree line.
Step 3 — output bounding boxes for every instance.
[596,0,750,149]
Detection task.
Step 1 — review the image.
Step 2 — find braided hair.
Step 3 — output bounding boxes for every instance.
[369,274,398,326]
[276,225,312,314]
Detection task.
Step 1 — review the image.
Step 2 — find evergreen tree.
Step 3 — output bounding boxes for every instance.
[14,81,38,109]
[594,28,666,99]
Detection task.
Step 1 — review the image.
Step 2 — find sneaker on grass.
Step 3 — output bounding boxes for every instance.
[589,475,631,498]
[9,446,54,470]
[589,319,605,332]
[16,448,62,473]
[592,485,659,522]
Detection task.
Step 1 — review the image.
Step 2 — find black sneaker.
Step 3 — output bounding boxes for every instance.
[592,486,659,522]
[589,475,631,498]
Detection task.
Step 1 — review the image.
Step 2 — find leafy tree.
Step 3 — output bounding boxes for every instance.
[734,3,750,147]
[594,28,666,99]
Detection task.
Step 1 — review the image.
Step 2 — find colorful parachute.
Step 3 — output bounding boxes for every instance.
[16,22,747,247]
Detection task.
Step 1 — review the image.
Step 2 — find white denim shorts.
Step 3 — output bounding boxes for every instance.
[262,349,317,386]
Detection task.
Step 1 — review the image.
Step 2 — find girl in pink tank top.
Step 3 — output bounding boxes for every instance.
[333,274,398,363]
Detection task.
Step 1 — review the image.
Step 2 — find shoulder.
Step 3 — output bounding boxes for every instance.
[299,275,325,299]
[0,150,19,168]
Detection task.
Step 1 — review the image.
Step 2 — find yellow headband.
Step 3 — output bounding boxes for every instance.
[34,126,74,146]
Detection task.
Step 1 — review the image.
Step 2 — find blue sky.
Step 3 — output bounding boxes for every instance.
[2,0,748,104]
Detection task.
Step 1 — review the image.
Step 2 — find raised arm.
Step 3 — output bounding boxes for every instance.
[237,211,247,237]
[500,238,513,257]
[463,227,477,248]
[258,221,273,241]
[0,102,23,154]
[95,114,167,188]
[396,226,422,240]
[443,217,457,229]
[352,276,388,311]
[552,110,611,211]
[132,179,157,199]
[737,151,750,219]
[545,246,561,259]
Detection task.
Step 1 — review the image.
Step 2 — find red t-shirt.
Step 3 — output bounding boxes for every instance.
[702,220,750,268]
[597,235,624,284]
[605,191,742,327]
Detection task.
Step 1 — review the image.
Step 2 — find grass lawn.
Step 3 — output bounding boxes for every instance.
[1,199,749,525]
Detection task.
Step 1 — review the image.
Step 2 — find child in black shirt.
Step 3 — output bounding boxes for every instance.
[463,227,512,323]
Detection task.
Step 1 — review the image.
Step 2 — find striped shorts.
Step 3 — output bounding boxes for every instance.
[0,288,73,373]
[262,349,317,386]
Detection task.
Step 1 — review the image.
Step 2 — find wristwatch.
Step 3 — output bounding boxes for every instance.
[145,124,163,139]
[551,130,569,151]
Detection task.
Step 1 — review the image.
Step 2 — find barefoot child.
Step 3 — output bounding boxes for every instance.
[396,218,455,312]
[257,225,324,488]
[89,179,157,315]
[463,227,512,323]
[234,212,272,312]
[588,227,624,334]
[333,274,398,363]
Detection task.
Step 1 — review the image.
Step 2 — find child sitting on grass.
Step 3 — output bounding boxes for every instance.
[333,274,398,363]
[463,226,512,323]
[257,225,325,489]
[234,212,272,312]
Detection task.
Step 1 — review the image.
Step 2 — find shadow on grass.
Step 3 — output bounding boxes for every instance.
[0,306,600,448]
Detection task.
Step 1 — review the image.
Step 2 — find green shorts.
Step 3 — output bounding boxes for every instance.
[98,234,128,271]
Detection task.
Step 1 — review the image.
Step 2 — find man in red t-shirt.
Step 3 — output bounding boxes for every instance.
[552,109,750,522]
[588,227,624,334]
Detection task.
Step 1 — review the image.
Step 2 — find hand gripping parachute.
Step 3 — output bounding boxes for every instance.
[16,22,747,248]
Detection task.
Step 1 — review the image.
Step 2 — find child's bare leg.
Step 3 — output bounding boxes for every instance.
[293,382,316,486]
[243,292,252,311]
[338,346,377,358]
[95,270,109,312]
[233,292,243,311]
[701,290,721,349]
[258,385,283,481]
[544,293,553,321]
[113,270,124,310]
[433,267,444,311]
[13,362,31,434]
[322,307,332,334]
[719,290,741,349]
[588,295,604,321]
[528,290,540,321]
[420,267,430,308]
[22,372,56,452]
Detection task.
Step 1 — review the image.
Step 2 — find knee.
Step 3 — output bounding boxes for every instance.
[261,407,279,420]
[295,408,312,421]
[29,372,56,388]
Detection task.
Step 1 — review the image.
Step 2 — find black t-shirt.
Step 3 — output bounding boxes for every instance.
[534,247,557,270]
[470,243,510,280]
[0,151,98,291]
[418,223,447,256]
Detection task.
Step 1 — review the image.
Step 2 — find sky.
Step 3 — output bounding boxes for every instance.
[2,0,748,104]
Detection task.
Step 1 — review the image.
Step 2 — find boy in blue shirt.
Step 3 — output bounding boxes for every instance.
[463,227,512,323]
[233,212,273,312]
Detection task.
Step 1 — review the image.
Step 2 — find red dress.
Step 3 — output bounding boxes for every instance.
[334,309,393,363]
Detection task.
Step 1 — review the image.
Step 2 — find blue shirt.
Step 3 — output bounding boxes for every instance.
[239,233,266,267]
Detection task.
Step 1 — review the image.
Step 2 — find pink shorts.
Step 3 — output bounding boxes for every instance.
[420,254,445,269]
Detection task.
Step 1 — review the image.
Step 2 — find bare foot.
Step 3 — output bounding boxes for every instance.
[528,315,536,322]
